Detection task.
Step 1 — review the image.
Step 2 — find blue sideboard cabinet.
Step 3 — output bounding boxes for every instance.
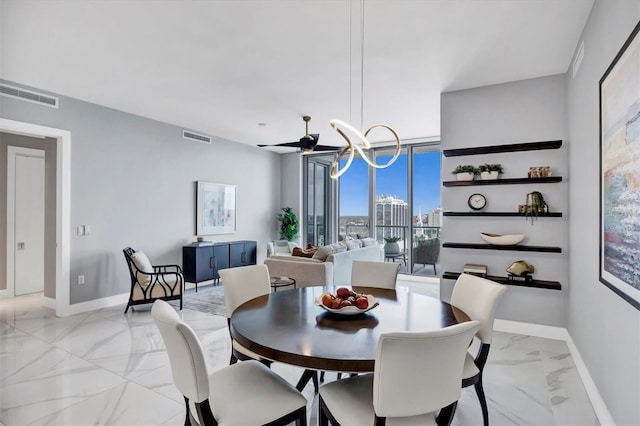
[182,240,256,291]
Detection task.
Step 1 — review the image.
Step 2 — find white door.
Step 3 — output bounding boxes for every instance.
[9,148,45,296]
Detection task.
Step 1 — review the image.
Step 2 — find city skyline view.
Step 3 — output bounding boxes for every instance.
[339,151,441,216]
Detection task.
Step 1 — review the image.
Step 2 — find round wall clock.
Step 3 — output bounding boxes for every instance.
[468,193,487,211]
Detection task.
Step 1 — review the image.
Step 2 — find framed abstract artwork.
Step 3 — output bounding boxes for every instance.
[599,20,640,309]
[196,182,236,235]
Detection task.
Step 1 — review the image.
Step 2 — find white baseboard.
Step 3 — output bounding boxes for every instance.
[42,296,56,310]
[58,292,129,317]
[494,319,614,425]
[494,318,569,340]
[564,334,615,426]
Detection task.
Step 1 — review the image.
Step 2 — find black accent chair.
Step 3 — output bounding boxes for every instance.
[413,238,440,274]
[123,247,183,314]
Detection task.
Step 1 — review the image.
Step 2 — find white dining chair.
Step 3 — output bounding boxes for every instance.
[451,273,507,426]
[220,264,319,393]
[351,260,400,289]
[151,300,307,426]
[319,321,480,426]
[219,264,273,366]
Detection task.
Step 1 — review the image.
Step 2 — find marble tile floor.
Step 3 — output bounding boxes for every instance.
[1,288,598,426]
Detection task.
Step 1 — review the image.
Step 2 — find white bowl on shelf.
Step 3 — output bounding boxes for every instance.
[480,232,525,246]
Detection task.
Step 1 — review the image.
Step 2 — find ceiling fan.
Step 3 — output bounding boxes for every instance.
[258,116,341,153]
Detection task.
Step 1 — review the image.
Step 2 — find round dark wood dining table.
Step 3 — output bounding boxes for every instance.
[230,286,470,384]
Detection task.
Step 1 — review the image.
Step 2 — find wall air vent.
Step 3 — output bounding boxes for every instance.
[182,130,212,144]
[0,84,59,108]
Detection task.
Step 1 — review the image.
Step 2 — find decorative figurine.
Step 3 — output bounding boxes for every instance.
[506,260,535,281]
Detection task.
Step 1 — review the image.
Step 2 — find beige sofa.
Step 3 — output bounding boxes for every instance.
[265,242,383,287]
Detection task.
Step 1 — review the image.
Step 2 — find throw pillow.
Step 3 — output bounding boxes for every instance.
[345,240,361,251]
[360,237,377,247]
[312,242,347,261]
[292,247,317,258]
[130,251,153,286]
[312,245,331,261]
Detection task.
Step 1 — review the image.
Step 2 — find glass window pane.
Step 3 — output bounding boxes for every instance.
[339,157,369,239]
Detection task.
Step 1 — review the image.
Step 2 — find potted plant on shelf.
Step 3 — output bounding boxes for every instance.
[478,163,503,180]
[277,207,299,241]
[451,165,478,181]
[383,236,401,255]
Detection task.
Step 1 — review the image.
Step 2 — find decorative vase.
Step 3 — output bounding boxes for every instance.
[480,171,499,180]
[456,172,475,181]
[384,242,400,254]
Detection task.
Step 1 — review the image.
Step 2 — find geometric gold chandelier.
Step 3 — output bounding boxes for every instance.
[329,120,401,179]
[328,0,401,179]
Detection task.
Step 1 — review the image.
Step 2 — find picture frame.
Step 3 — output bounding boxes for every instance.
[196,181,236,235]
[599,21,640,310]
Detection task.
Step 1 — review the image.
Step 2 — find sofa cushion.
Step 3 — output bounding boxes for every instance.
[360,238,377,247]
[345,240,362,251]
[313,242,347,261]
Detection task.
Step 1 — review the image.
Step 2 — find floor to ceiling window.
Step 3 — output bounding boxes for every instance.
[338,157,370,239]
[304,154,334,247]
[303,142,440,276]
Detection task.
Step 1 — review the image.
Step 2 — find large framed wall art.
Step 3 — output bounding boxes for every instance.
[599,20,640,310]
[196,181,236,235]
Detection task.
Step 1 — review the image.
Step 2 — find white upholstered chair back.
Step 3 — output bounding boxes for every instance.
[451,273,507,344]
[372,321,479,418]
[350,260,400,289]
[151,300,209,403]
[219,264,271,318]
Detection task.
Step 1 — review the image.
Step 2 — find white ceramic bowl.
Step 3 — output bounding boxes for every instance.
[315,293,379,315]
[480,232,525,246]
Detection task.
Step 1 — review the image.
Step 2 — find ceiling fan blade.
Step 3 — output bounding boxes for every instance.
[312,145,342,152]
[258,141,305,148]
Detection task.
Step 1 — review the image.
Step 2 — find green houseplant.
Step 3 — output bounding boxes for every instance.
[478,163,503,180]
[277,207,299,241]
[451,165,478,181]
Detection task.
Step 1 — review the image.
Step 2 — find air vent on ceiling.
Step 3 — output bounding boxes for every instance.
[0,84,59,108]
[182,130,212,144]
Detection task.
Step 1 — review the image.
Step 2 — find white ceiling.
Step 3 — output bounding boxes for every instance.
[1,0,593,151]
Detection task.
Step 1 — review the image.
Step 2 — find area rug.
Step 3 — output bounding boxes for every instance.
[170,283,227,317]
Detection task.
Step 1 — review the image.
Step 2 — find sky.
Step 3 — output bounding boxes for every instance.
[339,151,441,216]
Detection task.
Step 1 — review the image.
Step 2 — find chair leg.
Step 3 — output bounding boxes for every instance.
[475,376,489,426]
[296,369,317,392]
[320,371,325,382]
[319,396,330,426]
[229,352,238,365]
[436,401,457,426]
[183,396,190,426]
[296,405,307,426]
[312,371,319,393]
[124,303,130,314]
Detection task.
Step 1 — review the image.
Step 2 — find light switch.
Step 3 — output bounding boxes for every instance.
[84,225,91,235]
[77,225,85,236]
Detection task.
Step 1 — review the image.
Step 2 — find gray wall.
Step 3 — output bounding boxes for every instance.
[0,132,57,297]
[280,152,303,244]
[1,80,282,304]
[566,1,640,424]
[440,74,569,327]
